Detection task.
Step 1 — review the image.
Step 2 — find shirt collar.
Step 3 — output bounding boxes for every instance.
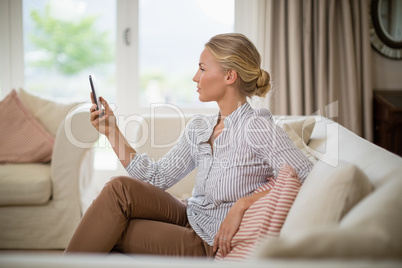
[198,102,252,144]
[221,101,251,129]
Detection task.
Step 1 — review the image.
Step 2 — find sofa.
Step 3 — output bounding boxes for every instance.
[127,113,402,262]
[1,108,402,267]
[0,89,99,249]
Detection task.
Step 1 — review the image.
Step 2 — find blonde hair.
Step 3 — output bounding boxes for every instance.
[205,33,271,98]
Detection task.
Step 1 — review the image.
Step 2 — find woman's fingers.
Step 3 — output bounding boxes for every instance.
[213,234,219,253]
[90,92,95,104]
[90,103,97,112]
[90,111,101,126]
[222,235,230,256]
[221,234,232,257]
[90,104,101,120]
[99,97,112,113]
[220,237,228,257]
[214,232,233,257]
[220,236,227,256]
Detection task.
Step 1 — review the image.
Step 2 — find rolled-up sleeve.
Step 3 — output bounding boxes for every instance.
[125,123,196,190]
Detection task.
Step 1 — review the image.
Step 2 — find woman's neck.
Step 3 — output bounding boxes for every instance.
[217,98,247,118]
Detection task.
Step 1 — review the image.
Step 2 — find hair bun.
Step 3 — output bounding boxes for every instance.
[256,69,271,97]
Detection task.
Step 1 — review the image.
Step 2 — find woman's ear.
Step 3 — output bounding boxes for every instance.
[225,69,238,86]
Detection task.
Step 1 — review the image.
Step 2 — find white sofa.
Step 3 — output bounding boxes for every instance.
[132,114,402,262]
[0,89,99,249]
[1,111,401,267]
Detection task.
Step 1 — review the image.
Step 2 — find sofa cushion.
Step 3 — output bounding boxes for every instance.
[308,116,402,188]
[276,116,317,163]
[0,163,52,205]
[275,116,315,145]
[255,178,402,259]
[18,88,80,136]
[0,90,54,163]
[215,164,302,261]
[338,177,402,257]
[280,160,373,235]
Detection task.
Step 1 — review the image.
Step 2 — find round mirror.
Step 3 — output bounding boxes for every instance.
[370,0,402,59]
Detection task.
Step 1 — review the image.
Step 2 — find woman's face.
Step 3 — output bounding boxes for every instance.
[193,48,227,103]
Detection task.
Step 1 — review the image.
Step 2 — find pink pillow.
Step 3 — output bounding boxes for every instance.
[0,90,54,163]
[215,164,302,261]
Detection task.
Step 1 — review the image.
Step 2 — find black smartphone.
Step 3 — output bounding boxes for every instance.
[89,74,100,110]
[89,74,104,117]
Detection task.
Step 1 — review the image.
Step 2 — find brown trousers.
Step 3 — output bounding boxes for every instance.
[65,176,214,257]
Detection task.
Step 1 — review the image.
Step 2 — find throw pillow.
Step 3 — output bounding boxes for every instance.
[18,88,81,136]
[0,90,54,163]
[276,116,317,163]
[215,164,302,261]
[255,178,402,259]
[280,160,373,236]
[275,116,315,145]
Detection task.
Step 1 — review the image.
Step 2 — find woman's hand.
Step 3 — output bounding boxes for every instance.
[213,189,271,257]
[90,93,116,137]
[90,92,137,168]
[213,201,245,257]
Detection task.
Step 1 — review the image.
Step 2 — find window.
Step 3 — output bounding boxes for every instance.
[23,0,117,103]
[22,0,119,175]
[22,0,235,110]
[1,0,254,176]
[138,0,234,108]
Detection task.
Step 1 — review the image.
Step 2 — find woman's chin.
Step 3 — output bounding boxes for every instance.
[198,97,212,103]
[198,95,207,102]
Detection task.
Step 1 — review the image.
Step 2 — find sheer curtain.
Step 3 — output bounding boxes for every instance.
[251,0,373,140]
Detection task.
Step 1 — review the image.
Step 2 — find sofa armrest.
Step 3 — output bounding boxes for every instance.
[50,104,99,211]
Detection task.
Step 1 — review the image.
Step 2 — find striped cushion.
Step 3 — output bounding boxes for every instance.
[0,90,54,163]
[215,164,302,261]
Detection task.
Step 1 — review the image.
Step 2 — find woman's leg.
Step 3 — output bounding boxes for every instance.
[114,219,214,257]
[65,176,189,254]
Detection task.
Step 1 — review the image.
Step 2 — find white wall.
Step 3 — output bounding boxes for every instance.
[371,50,402,90]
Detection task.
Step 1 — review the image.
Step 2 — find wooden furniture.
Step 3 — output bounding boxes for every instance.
[373,90,402,157]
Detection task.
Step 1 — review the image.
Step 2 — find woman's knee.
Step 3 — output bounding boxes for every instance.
[109,176,135,186]
[104,176,160,199]
[103,176,141,194]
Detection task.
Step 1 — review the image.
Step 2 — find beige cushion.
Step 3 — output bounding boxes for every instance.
[308,116,402,188]
[0,90,54,163]
[339,177,402,257]
[255,178,402,259]
[134,115,197,200]
[276,116,317,163]
[255,226,399,259]
[215,164,302,261]
[281,160,373,235]
[275,116,315,145]
[18,88,80,136]
[0,163,51,205]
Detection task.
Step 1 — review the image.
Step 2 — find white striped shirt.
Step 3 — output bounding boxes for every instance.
[126,102,313,246]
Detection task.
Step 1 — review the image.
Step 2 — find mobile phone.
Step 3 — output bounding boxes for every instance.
[89,74,104,117]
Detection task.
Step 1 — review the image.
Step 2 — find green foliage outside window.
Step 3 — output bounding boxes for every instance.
[29,4,113,75]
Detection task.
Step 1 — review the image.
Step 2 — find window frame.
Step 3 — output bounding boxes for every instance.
[0,0,24,98]
[1,0,260,113]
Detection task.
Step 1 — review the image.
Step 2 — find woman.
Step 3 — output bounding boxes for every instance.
[65,33,313,257]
